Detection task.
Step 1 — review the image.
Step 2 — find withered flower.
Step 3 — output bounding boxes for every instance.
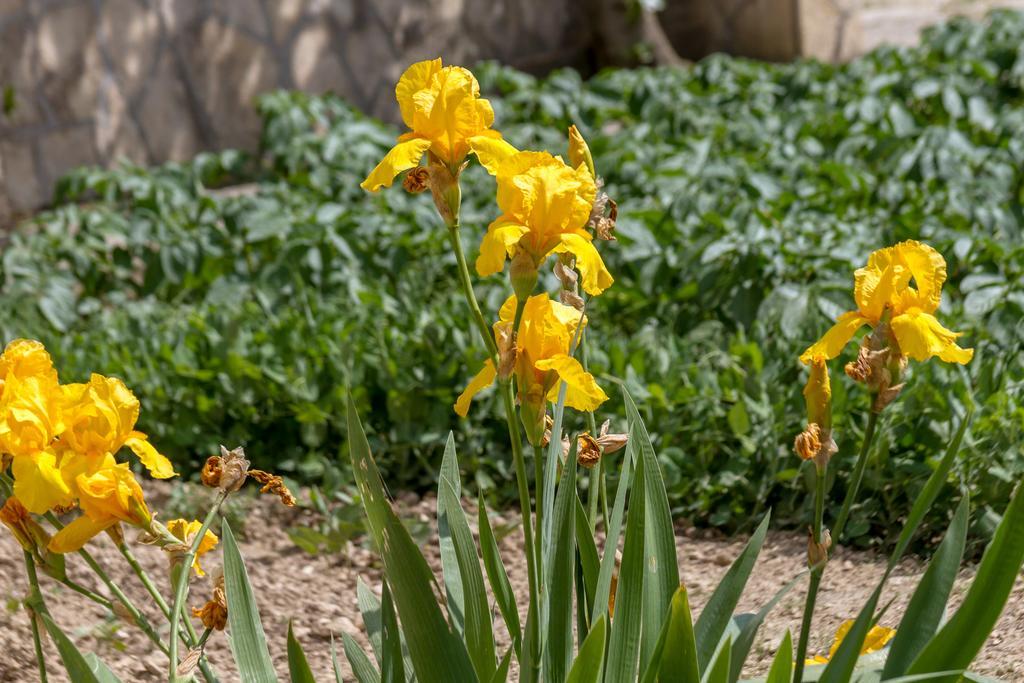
[192,574,228,631]
[248,470,297,507]
[577,433,601,468]
[402,166,430,194]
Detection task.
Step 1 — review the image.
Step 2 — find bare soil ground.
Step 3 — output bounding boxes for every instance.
[1,484,1021,682]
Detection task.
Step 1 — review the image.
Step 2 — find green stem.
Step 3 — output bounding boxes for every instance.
[118,542,171,618]
[42,511,169,657]
[119,541,217,682]
[169,492,227,682]
[793,464,827,683]
[793,410,880,680]
[832,411,880,543]
[793,568,823,683]
[580,334,602,533]
[532,442,545,577]
[23,551,49,683]
[59,578,115,611]
[446,219,498,361]
[500,380,541,678]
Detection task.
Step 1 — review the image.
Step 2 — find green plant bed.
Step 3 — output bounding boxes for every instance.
[2,11,1023,551]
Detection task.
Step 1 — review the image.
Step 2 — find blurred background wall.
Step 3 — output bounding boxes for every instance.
[1,0,1022,223]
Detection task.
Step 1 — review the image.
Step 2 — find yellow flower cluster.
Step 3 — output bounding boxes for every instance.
[0,339,176,552]
[363,59,614,435]
[801,240,973,365]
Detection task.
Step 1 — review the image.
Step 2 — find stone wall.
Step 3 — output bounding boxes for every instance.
[0,0,589,222]
[3,0,1024,222]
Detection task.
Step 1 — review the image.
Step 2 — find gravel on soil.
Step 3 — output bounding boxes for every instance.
[1,484,1021,682]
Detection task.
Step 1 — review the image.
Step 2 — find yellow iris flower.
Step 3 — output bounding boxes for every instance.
[49,455,152,553]
[361,58,504,192]
[59,373,176,479]
[455,294,608,420]
[800,240,973,365]
[0,339,175,517]
[806,620,896,665]
[469,142,614,296]
[166,518,220,577]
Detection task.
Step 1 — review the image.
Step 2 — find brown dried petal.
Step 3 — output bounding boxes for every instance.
[402,166,430,193]
[577,433,602,468]
[218,445,249,492]
[201,456,223,488]
[794,423,822,461]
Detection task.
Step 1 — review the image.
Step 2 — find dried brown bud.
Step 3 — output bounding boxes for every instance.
[873,383,905,413]
[176,648,204,678]
[201,456,223,488]
[794,423,822,461]
[540,414,555,447]
[496,326,517,380]
[249,470,297,507]
[597,419,628,454]
[577,433,601,468]
[553,259,579,291]
[608,572,618,618]
[0,497,34,551]
[807,527,832,568]
[193,574,228,631]
[218,445,249,493]
[559,290,586,311]
[402,166,430,194]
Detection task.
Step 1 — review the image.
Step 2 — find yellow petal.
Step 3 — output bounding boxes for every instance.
[454,360,497,417]
[894,240,946,313]
[395,58,443,130]
[534,353,608,412]
[11,450,71,514]
[48,514,114,554]
[890,311,974,364]
[468,135,519,175]
[475,217,529,276]
[799,312,869,363]
[125,433,177,479]
[360,138,432,192]
[803,356,832,431]
[862,624,897,654]
[567,124,595,177]
[553,233,614,295]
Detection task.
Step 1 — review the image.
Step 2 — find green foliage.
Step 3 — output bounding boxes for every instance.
[3,11,1024,546]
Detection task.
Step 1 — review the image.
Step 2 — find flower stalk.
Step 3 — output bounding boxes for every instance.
[168,491,227,682]
[23,550,49,683]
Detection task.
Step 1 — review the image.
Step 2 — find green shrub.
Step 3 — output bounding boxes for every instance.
[2,11,1023,549]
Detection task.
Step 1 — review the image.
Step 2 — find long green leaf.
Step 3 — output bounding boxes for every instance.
[887,411,971,569]
[624,389,681,672]
[606,453,648,681]
[765,630,792,683]
[575,494,600,614]
[489,649,513,683]
[818,583,884,683]
[346,397,477,682]
[222,522,277,683]
[639,585,700,683]
[331,636,345,683]
[542,382,570,558]
[704,636,732,683]
[380,580,407,683]
[567,615,608,683]
[439,478,496,680]
[694,512,770,673]
[729,572,804,683]
[882,495,969,678]
[84,653,123,683]
[343,632,382,683]
[41,613,102,683]
[591,428,636,626]
[478,494,522,658]
[356,579,384,665]
[544,452,577,683]
[907,481,1024,681]
[288,621,317,683]
[438,432,466,635]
